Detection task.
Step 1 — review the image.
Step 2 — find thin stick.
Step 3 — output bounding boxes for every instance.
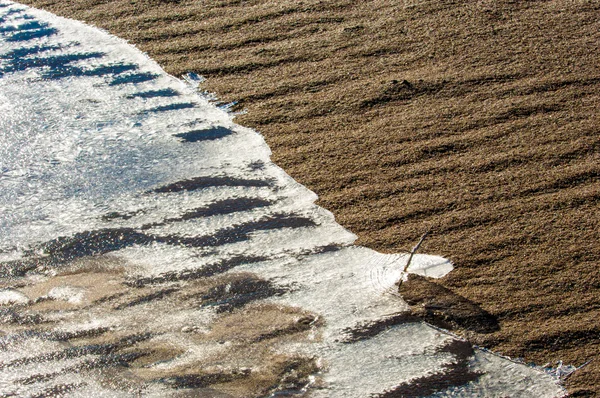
[563,359,593,381]
[397,229,430,287]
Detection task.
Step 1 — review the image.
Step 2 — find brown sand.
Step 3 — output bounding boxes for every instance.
[16,0,600,396]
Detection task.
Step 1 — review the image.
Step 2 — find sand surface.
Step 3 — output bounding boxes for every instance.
[14,1,600,396]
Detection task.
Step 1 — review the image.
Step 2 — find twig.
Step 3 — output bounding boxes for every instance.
[562,359,593,381]
[397,229,431,288]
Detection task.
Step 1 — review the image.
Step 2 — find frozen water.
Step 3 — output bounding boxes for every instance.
[0,1,566,397]
[46,285,85,303]
[0,287,28,304]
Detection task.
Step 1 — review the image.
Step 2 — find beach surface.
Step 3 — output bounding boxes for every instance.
[14,0,600,396]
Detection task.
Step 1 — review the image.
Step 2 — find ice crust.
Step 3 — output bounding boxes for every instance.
[0,288,29,304]
[0,2,566,397]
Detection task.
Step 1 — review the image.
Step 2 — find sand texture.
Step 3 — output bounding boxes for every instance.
[14,0,600,396]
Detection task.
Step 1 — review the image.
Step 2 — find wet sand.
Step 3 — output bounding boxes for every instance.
[14,1,600,396]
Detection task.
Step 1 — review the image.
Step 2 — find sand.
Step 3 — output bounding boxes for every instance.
[13,0,600,396]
